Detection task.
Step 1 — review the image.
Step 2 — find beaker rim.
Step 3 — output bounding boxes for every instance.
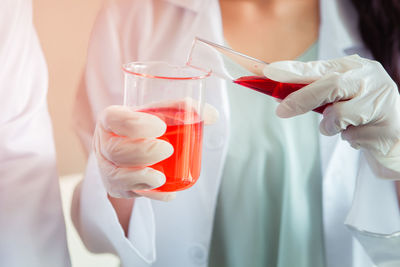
[122,61,212,80]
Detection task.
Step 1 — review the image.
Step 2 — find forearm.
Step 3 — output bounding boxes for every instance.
[107,195,135,236]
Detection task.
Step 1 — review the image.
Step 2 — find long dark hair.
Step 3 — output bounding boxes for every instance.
[351,0,400,89]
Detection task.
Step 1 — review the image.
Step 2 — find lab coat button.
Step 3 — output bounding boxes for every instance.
[188,244,207,265]
[206,132,225,149]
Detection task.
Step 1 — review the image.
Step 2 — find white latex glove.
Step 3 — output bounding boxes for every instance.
[93,100,219,199]
[263,55,400,178]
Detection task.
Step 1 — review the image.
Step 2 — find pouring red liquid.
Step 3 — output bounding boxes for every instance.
[234,76,327,114]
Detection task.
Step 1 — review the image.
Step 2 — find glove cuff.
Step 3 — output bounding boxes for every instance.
[363,149,400,180]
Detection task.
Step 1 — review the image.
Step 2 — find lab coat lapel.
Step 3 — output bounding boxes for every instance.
[318,0,367,200]
[319,0,374,267]
[141,2,231,263]
[169,0,232,240]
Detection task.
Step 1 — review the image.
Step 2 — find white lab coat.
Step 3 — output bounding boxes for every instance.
[0,1,70,266]
[72,0,400,266]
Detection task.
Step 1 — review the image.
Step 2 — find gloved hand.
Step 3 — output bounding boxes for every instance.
[263,54,400,178]
[93,99,219,199]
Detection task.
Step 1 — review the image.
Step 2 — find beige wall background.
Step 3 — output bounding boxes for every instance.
[33,0,104,175]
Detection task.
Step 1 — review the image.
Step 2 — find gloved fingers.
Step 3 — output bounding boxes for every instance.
[99,128,174,167]
[97,154,167,198]
[135,97,219,125]
[100,105,167,139]
[276,72,360,118]
[263,54,363,84]
[341,124,400,156]
[319,98,376,136]
[136,191,177,202]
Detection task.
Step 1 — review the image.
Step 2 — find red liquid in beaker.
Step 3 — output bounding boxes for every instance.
[234,76,327,113]
[139,107,204,192]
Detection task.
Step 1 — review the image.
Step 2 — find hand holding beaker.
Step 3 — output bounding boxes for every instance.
[93,62,215,199]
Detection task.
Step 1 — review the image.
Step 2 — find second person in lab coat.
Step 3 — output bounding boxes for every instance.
[0,1,70,266]
[72,0,400,266]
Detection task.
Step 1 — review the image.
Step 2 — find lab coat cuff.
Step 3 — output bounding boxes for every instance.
[345,152,400,266]
[77,153,156,266]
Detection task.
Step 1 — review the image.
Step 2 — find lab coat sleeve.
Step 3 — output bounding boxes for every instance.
[71,154,156,266]
[71,1,157,265]
[345,151,400,266]
[0,1,70,266]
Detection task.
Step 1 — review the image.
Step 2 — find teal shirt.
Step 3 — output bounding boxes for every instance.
[209,43,325,267]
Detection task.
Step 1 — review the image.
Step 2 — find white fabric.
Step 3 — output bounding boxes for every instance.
[264,55,400,178]
[72,0,400,266]
[72,154,156,266]
[0,1,70,266]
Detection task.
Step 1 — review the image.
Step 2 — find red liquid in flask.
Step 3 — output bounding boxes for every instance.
[139,107,204,192]
[234,76,327,113]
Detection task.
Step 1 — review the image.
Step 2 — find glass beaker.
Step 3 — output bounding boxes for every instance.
[186,37,327,113]
[123,61,211,192]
